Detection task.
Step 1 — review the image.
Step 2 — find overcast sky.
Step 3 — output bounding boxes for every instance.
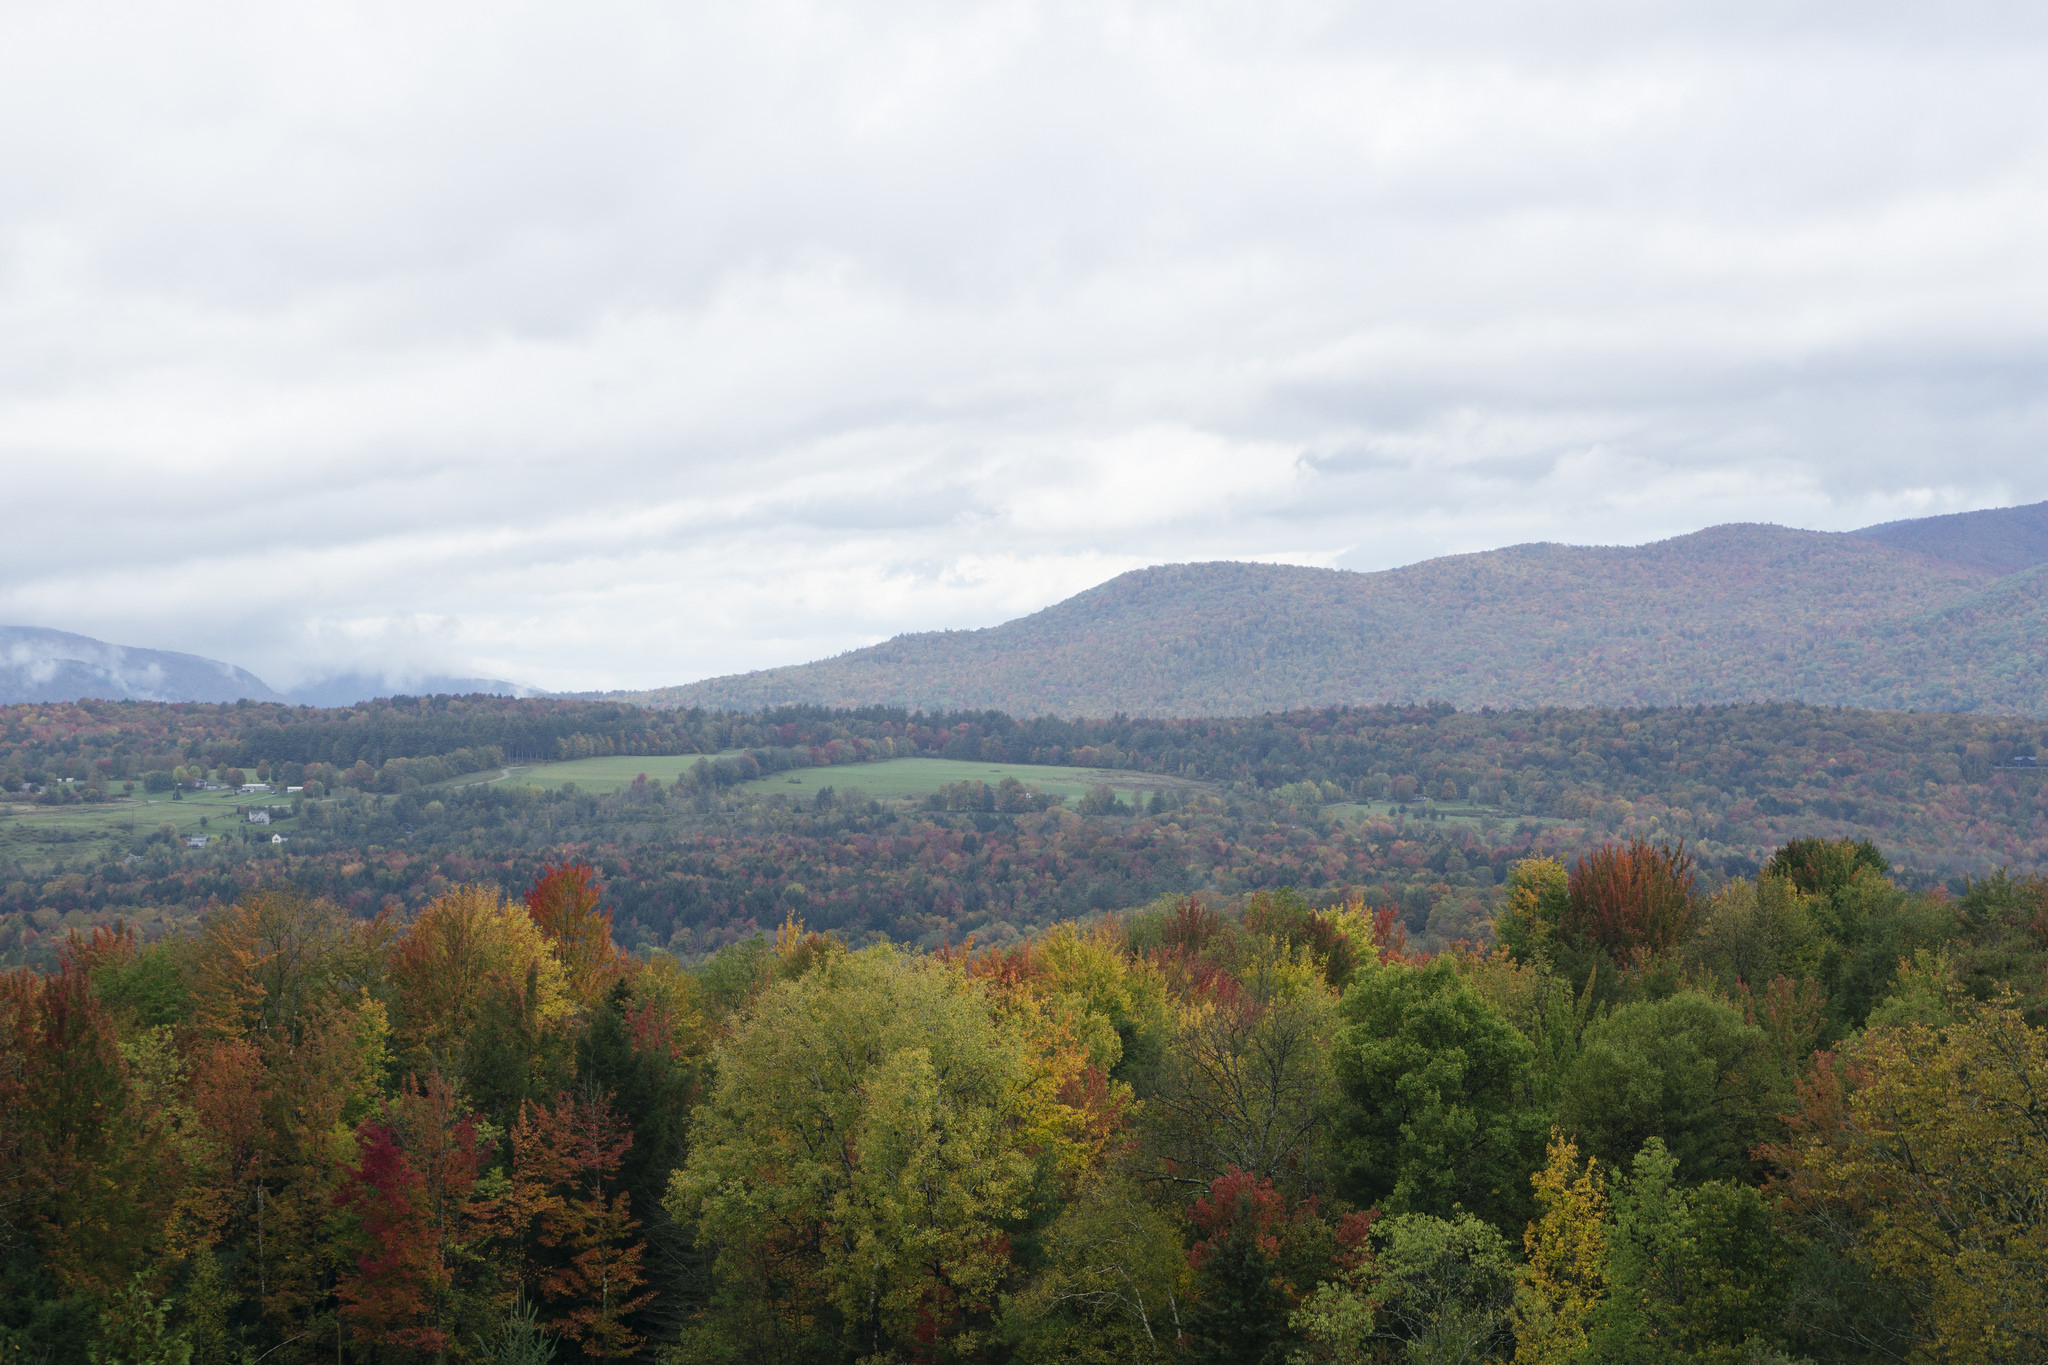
[3,1,2046,692]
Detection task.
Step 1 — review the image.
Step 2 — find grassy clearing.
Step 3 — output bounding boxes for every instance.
[0,786,298,871]
[735,757,1204,806]
[502,754,1211,807]
[496,755,736,793]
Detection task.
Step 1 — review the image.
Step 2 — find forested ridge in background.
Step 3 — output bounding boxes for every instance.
[0,626,288,706]
[618,507,2048,717]
[5,835,2047,1363]
[4,695,2046,975]
[1853,497,2048,575]
[11,503,2047,716]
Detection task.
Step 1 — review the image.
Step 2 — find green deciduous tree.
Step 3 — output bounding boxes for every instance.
[1765,837,1887,903]
[1332,958,1543,1227]
[1367,1212,1517,1365]
[1290,1212,1515,1365]
[1559,992,1772,1182]
[1004,1172,1189,1364]
[89,1273,192,1365]
[1586,1140,1793,1365]
[1682,875,1822,999]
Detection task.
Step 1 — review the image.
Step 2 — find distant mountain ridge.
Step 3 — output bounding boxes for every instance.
[0,626,286,705]
[1851,499,2048,577]
[0,626,534,707]
[623,502,2048,718]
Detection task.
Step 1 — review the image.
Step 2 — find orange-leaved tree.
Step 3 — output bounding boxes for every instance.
[190,890,393,1045]
[508,1091,652,1358]
[525,862,624,1008]
[177,892,395,1342]
[1562,839,1697,963]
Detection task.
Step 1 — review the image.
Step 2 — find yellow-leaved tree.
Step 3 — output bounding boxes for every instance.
[1776,985,2048,1361]
[388,884,573,1111]
[1512,1130,1608,1364]
[667,945,1078,1363]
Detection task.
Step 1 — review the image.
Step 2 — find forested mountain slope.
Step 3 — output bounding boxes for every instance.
[632,517,2048,716]
[1852,496,2048,575]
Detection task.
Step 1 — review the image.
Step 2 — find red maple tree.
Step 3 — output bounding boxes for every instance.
[334,1074,490,1355]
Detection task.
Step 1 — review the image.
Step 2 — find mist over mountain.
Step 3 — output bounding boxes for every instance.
[0,627,533,707]
[623,505,2048,718]
[283,672,539,709]
[0,626,287,705]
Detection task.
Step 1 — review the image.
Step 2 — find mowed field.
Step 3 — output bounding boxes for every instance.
[735,757,1206,805]
[506,754,1211,807]
[340,754,1527,827]
[499,754,728,792]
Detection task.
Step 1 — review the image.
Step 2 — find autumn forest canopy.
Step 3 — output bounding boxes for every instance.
[4,693,2048,1363]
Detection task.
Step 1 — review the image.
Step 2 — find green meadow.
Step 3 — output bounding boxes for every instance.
[733,757,1201,805]
[473,757,1539,828]
[497,754,734,793]
[504,753,1208,806]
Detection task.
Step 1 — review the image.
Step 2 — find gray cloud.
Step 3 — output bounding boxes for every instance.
[2,0,2045,691]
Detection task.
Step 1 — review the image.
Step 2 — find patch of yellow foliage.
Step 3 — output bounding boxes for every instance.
[1512,1130,1607,1364]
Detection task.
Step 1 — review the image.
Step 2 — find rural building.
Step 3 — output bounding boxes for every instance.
[184,835,208,848]
[247,810,271,825]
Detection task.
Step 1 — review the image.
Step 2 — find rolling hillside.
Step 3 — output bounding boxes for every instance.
[629,508,2048,717]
